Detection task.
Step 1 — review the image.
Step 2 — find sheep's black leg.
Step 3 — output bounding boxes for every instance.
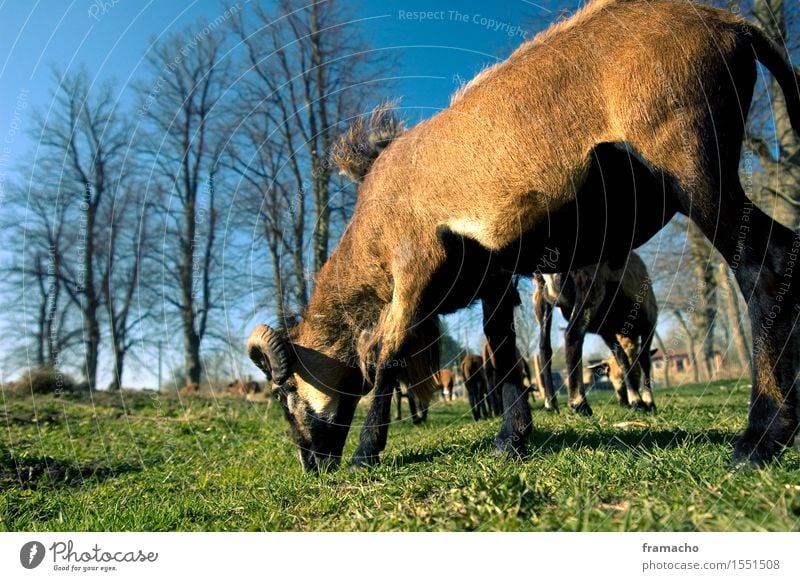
[352,366,398,468]
[352,231,450,467]
[675,174,798,466]
[479,380,492,420]
[564,310,593,416]
[472,381,482,419]
[408,392,423,425]
[483,275,531,457]
[485,359,504,417]
[599,336,628,407]
[466,380,480,421]
[394,384,402,421]
[534,285,559,411]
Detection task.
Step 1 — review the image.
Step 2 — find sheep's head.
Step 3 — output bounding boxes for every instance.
[247,324,361,472]
[332,101,405,183]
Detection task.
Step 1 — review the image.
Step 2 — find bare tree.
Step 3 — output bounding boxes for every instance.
[653,330,671,388]
[745,0,800,228]
[687,223,718,381]
[1,185,81,372]
[716,262,752,374]
[225,106,303,325]
[229,0,392,317]
[139,23,231,387]
[100,184,157,390]
[24,70,135,389]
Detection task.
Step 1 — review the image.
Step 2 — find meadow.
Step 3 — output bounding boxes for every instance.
[1,380,798,531]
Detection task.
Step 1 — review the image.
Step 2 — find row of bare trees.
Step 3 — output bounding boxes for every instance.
[0,0,388,390]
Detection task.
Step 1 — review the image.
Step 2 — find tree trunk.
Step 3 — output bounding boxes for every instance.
[184,324,202,386]
[108,344,124,391]
[313,182,331,275]
[309,3,333,275]
[180,189,201,386]
[673,309,700,383]
[37,253,50,368]
[716,262,752,375]
[82,185,100,390]
[654,330,671,389]
[44,263,59,368]
[268,241,287,327]
[687,223,717,381]
[84,314,100,390]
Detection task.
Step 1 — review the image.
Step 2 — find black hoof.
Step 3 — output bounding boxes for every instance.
[631,400,653,413]
[570,400,593,417]
[493,434,528,459]
[731,432,784,469]
[544,399,559,413]
[351,453,380,470]
[314,455,341,473]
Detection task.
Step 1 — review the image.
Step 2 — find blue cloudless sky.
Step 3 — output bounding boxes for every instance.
[0,0,570,155]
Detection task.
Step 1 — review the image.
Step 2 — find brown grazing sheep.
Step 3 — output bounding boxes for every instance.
[249,0,800,470]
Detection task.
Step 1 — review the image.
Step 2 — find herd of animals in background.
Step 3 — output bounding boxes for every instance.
[247,0,800,471]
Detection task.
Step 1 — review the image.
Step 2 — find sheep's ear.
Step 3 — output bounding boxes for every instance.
[650,349,659,356]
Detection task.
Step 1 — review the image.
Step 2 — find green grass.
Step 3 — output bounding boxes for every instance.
[1,380,798,531]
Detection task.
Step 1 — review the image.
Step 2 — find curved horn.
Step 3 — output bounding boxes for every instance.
[247,324,292,384]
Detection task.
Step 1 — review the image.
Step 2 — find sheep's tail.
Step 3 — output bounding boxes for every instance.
[746,22,800,136]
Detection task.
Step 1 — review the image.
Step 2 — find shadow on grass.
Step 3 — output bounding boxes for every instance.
[390,427,737,468]
[0,451,140,490]
[386,436,497,467]
[1,408,68,426]
[531,427,736,453]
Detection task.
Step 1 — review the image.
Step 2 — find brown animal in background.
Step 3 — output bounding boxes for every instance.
[460,355,490,421]
[179,383,199,396]
[588,337,659,406]
[249,0,800,471]
[434,368,455,401]
[534,252,658,415]
[228,377,262,397]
